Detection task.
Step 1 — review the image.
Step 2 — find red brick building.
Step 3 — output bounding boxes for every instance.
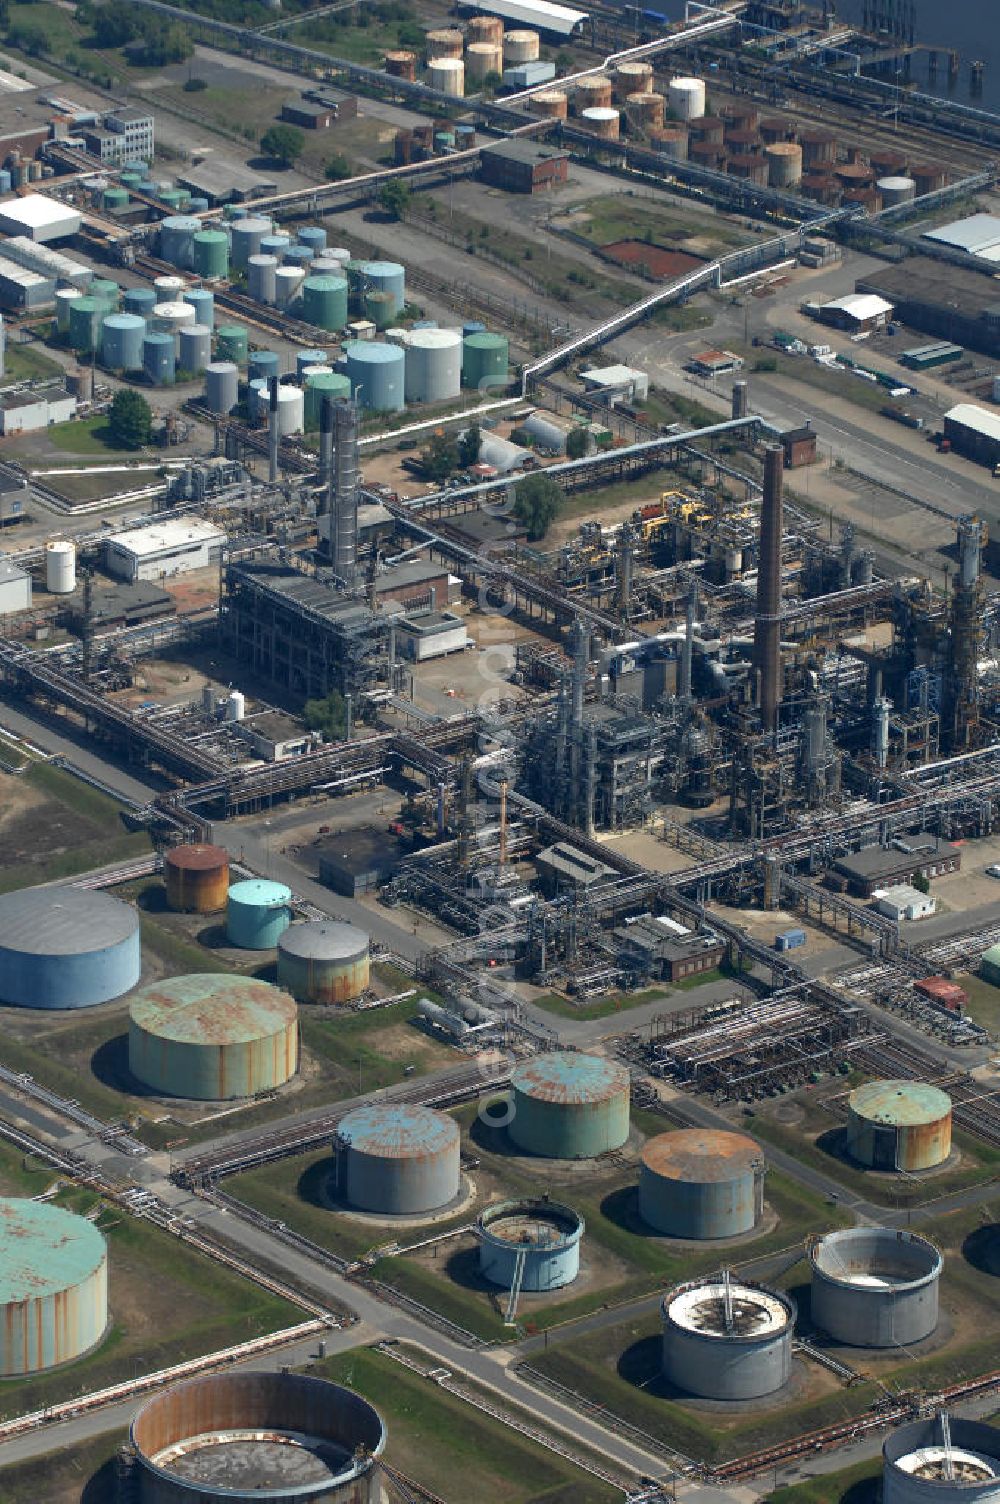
[479,141,569,193]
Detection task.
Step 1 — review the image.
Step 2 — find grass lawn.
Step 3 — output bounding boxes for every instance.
[955,971,1000,1032]
[650,301,714,331]
[0,1432,124,1504]
[43,416,141,458]
[293,14,422,66]
[532,986,671,1021]
[316,1345,621,1503]
[760,352,895,415]
[0,762,152,895]
[568,194,754,255]
[766,1455,880,1504]
[2,341,64,383]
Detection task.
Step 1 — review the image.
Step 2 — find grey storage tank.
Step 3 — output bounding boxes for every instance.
[478,1197,584,1292]
[0,886,140,1009]
[884,1417,1000,1504]
[248,254,278,304]
[509,1051,630,1159]
[334,1102,460,1215]
[809,1227,942,1347]
[661,1274,795,1398]
[205,361,239,414]
[639,1129,764,1238]
[178,323,211,375]
[404,328,462,403]
[229,216,271,268]
[277,920,369,1004]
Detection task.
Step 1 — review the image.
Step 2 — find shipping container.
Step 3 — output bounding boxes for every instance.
[775,928,806,951]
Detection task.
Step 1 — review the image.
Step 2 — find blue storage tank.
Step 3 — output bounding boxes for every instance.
[478,1198,583,1292]
[184,287,214,329]
[360,260,405,317]
[411,319,438,330]
[0,887,140,1009]
[299,225,327,253]
[102,313,146,371]
[344,339,405,412]
[158,214,201,268]
[142,331,176,385]
[296,347,328,379]
[187,196,210,213]
[123,286,157,319]
[226,878,293,950]
[0,170,11,195]
[463,320,485,336]
[248,349,280,382]
[260,233,290,261]
[284,244,314,266]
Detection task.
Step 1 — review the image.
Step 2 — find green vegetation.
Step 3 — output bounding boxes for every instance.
[0,1431,125,1504]
[651,301,714,331]
[0,761,151,895]
[3,340,63,383]
[300,995,446,1093]
[294,1,424,67]
[379,179,410,221]
[765,1458,880,1504]
[568,194,753,256]
[566,427,590,461]
[261,123,305,167]
[419,428,460,482]
[532,986,670,1020]
[108,389,153,450]
[324,151,353,182]
[955,970,1000,1033]
[39,415,138,458]
[514,471,563,541]
[303,689,347,740]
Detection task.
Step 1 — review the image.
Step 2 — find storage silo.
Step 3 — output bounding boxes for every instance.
[249,349,280,382]
[344,340,405,411]
[158,214,201,268]
[504,29,540,62]
[530,90,568,119]
[335,1103,460,1214]
[627,91,666,130]
[428,56,465,96]
[404,328,462,403]
[153,301,196,339]
[884,1417,1000,1504]
[296,346,328,378]
[215,324,248,364]
[178,323,211,375]
[360,260,405,315]
[284,243,314,268]
[425,26,463,57]
[183,287,214,329]
[467,12,503,45]
[509,1051,630,1159]
[131,1372,386,1504]
[124,286,156,320]
[478,1198,584,1292]
[299,224,327,254]
[0,886,140,1008]
[661,1276,795,1399]
[878,174,917,206]
[229,216,271,268]
[614,58,653,100]
[261,232,291,261]
[274,264,305,308]
[246,253,277,306]
[128,973,299,1100]
[277,919,369,1003]
[580,105,620,140]
[385,48,417,79]
[45,539,76,595]
[810,1228,942,1347]
[575,75,612,110]
[652,124,688,160]
[103,187,128,212]
[275,383,305,435]
[304,369,352,429]
[800,129,838,166]
[101,313,145,371]
[668,76,707,120]
[69,296,102,352]
[462,330,509,390]
[143,331,176,384]
[226,877,292,949]
[466,41,502,82]
[90,278,120,312]
[55,286,83,333]
[165,843,230,912]
[205,360,239,414]
[364,290,395,330]
[0,1199,107,1375]
[301,274,349,331]
[846,1080,952,1171]
[765,141,803,187]
[639,1129,764,1238]
[154,274,187,298]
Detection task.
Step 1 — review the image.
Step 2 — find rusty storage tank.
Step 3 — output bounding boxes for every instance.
[801,174,839,204]
[650,124,688,160]
[277,919,369,1004]
[466,40,502,81]
[626,91,666,130]
[425,26,463,58]
[661,1276,795,1399]
[467,12,504,46]
[580,106,620,140]
[613,59,653,100]
[639,1129,764,1238]
[384,49,417,80]
[836,161,875,188]
[690,114,725,144]
[765,141,803,187]
[760,115,797,143]
[846,1080,952,1171]
[394,129,413,164]
[504,29,540,63]
[335,1102,460,1215]
[723,103,759,131]
[0,885,140,1009]
[810,1228,942,1347]
[0,1198,107,1375]
[689,141,727,169]
[130,1370,386,1503]
[913,164,947,194]
[728,154,768,186]
[164,843,229,914]
[575,75,613,111]
[842,187,883,212]
[530,90,568,119]
[884,1416,1000,1504]
[478,1197,584,1292]
[800,129,837,166]
[128,974,299,1100]
[509,1051,630,1159]
[871,148,908,176]
[725,127,762,154]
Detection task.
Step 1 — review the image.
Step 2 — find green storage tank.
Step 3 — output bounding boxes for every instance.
[90,279,120,313]
[192,229,229,280]
[215,324,248,364]
[68,296,103,352]
[981,943,1000,987]
[462,330,509,391]
[159,189,184,210]
[102,186,128,211]
[304,369,351,429]
[120,172,143,190]
[364,290,395,330]
[300,275,348,332]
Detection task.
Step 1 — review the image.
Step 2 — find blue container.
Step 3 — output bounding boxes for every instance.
[478,1198,583,1292]
[123,286,157,319]
[296,347,328,379]
[184,287,214,329]
[125,159,148,173]
[143,331,176,385]
[260,233,290,261]
[284,244,314,266]
[248,349,280,382]
[227,879,293,950]
[775,928,806,952]
[137,180,157,197]
[299,225,327,253]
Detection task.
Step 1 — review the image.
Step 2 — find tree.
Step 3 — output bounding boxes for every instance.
[108,389,152,450]
[513,471,562,541]
[91,0,137,46]
[457,421,480,469]
[303,689,346,740]
[260,124,304,167]
[420,430,459,482]
[324,151,352,182]
[378,180,409,221]
[7,17,48,53]
[912,872,930,895]
[565,427,590,461]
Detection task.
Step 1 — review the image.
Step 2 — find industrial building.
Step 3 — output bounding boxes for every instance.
[477,1197,584,1293]
[922,213,1000,261]
[164,844,230,914]
[0,255,55,310]
[942,405,1000,469]
[660,1275,795,1399]
[0,383,76,435]
[282,91,357,128]
[334,1102,461,1215]
[980,943,1000,987]
[0,886,140,1008]
[226,878,293,950]
[239,711,319,761]
[83,106,154,164]
[809,1228,942,1348]
[614,917,725,983]
[832,835,959,897]
[0,193,81,242]
[812,293,893,333]
[875,884,936,922]
[0,555,32,613]
[846,1080,953,1171]
[535,842,618,898]
[508,1051,630,1159]
[277,920,370,1004]
[128,974,299,1100]
[0,1199,107,1375]
[479,140,570,192]
[104,518,226,583]
[317,829,402,897]
[129,1371,386,1503]
[883,1416,1000,1504]
[638,1130,764,1238]
[855,263,1000,359]
[394,611,469,661]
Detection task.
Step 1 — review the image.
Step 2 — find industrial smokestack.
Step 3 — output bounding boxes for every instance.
[753,444,784,734]
[732,379,748,421]
[318,396,334,507]
[680,581,696,700]
[332,399,360,589]
[570,619,589,728]
[268,376,279,486]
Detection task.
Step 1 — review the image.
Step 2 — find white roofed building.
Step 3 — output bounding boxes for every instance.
[923,213,1000,261]
[0,194,81,243]
[467,0,587,38]
[814,293,893,332]
[943,402,1000,467]
[103,518,225,582]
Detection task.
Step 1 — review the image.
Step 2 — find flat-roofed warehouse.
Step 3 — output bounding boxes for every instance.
[855,262,1000,358]
[0,193,81,243]
[943,403,1000,468]
[832,832,959,897]
[480,140,569,193]
[104,517,225,582]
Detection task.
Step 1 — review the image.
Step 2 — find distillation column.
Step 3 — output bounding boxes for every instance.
[753,444,784,734]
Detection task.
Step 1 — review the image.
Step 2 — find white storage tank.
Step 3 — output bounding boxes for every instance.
[466,41,502,82]
[878,174,917,206]
[230,216,271,268]
[581,107,620,140]
[275,383,304,435]
[274,264,305,308]
[153,300,196,337]
[248,254,278,304]
[404,327,462,403]
[205,361,239,415]
[428,56,465,96]
[154,274,187,298]
[668,76,707,120]
[55,286,83,334]
[504,29,540,63]
[45,540,75,595]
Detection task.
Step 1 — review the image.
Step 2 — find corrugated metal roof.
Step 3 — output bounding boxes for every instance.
[338,1103,458,1158]
[278,920,368,963]
[641,1129,761,1182]
[849,1079,951,1126]
[945,402,1000,444]
[129,974,297,1045]
[0,887,138,956]
[923,212,1000,254]
[513,1050,629,1105]
[0,1199,106,1301]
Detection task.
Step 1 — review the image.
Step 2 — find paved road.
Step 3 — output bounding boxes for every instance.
[0,700,163,805]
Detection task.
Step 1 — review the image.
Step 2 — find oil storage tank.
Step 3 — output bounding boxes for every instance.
[661,1275,795,1399]
[128,973,299,1100]
[668,76,707,120]
[359,260,405,316]
[884,1416,1000,1504]
[164,843,230,913]
[301,274,348,331]
[205,360,239,414]
[158,214,201,268]
[192,228,229,280]
[809,1227,942,1347]
[404,327,462,402]
[0,886,140,1008]
[508,1051,630,1159]
[344,340,405,411]
[45,539,76,594]
[101,312,146,371]
[277,919,369,1003]
[143,331,176,384]
[462,330,508,391]
[639,1129,764,1238]
[248,254,278,304]
[130,1371,386,1504]
[229,216,271,268]
[0,1198,108,1375]
[178,323,211,375]
[846,1080,952,1171]
[335,1102,460,1214]
[226,878,292,949]
[478,1198,584,1292]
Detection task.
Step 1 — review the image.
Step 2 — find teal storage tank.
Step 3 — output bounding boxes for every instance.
[299,225,327,253]
[0,1199,107,1375]
[102,313,145,371]
[90,279,120,313]
[344,339,405,412]
[296,347,327,378]
[509,1051,631,1159]
[360,260,405,316]
[364,290,395,330]
[192,228,229,280]
[249,349,280,382]
[123,286,157,319]
[159,188,184,211]
[304,369,351,429]
[102,186,128,211]
[226,878,293,949]
[142,330,176,384]
[215,324,248,364]
[183,287,214,329]
[463,330,509,390]
[68,296,102,352]
[158,214,200,267]
[300,275,348,332]
[284,244,314,267]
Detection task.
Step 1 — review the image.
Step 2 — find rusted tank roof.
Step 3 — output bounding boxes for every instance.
[338,1102,458,1158]
[849,1079,952,1127]
[129,973,297,1045]
[512,1051,629,1105]
[165,843,228,872]
[0,1198,106,1300]
[641,1129,762,1182]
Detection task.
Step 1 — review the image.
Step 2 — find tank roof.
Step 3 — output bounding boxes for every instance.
[0,1198,106,1301]
[665,1280,792,1337]
[338,1102,458,1158]
[227,878,292,906]
[478,1197,583,1247]
[513,1050,629,1105]
[130,974,296,1045]
[166,843,228,872]
[278,920,368,962]
[849,1079,952,1125]
[642,1128,761,1181]
[0,886,138,955]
